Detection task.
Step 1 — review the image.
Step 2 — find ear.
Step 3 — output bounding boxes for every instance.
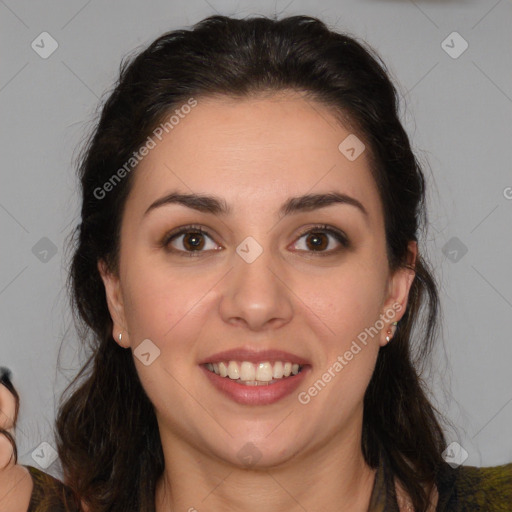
[97,259,130,348]
[379,240,417,346]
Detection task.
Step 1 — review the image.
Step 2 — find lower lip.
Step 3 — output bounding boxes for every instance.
[200,365,311,405]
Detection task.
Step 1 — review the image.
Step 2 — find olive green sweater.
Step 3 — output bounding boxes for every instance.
[24,456,512,511]
[367,452,512,511]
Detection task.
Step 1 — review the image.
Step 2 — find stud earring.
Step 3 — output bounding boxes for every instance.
[385,321,398,343]
[118,332,122,342]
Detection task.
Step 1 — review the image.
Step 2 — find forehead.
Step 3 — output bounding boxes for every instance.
[126,91,381,218]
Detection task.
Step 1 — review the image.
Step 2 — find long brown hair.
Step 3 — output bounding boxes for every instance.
[56,14,447,511]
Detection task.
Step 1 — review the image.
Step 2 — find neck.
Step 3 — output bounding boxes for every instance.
[155,425,377,512]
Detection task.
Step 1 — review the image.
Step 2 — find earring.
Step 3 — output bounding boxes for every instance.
[385,321,398,343]
[118,332,122,342]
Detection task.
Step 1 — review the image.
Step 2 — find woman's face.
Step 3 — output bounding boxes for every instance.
[99,91,415,467]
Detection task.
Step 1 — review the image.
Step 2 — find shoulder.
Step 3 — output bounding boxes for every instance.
[455,462,512,507]
[437,461,512,511]
[23,465,81,512]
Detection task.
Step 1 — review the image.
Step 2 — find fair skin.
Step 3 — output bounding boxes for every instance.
[98,91,419,512]
[0,384,33,512]
[0,91,428,512]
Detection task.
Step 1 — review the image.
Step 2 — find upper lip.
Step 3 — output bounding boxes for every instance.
[199,348,311,366]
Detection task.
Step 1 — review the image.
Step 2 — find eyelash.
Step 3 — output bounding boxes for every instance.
[161,223,350,258]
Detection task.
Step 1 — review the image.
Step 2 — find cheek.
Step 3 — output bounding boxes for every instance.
[121,260,216,352]
[293,256,387,406]
[299,259,387,337]
[120,265,212,409]
[122,273,172,340]
[302,273,383,415]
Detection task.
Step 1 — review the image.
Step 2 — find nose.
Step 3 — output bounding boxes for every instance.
[218,240,294,332]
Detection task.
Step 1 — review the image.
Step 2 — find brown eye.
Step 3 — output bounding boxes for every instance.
[181,231,206,251]
[161,223,349,258]
[162,225,221,256]
[292,225,349,255]
[304,232,329,251]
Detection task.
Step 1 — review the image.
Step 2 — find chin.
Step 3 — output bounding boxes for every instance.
[209,434,305,470]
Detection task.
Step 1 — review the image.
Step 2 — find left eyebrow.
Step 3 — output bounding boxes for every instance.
[279,192,368,219]
[143,191,368,219]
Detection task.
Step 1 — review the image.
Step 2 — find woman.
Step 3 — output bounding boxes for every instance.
[1,14,511,512]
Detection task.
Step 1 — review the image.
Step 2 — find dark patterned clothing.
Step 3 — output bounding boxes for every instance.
[368,451,512,511]
[23,455,512,511]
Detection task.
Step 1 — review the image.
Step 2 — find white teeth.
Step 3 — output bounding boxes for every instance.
[240,361,256,381]
[218,361,228,377]
[255,362,273,382]
[206,360,303,381]
[227,361,240,379]
[272,361,284,379]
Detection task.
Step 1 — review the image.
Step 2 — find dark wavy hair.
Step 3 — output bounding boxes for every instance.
[54,14,447,511]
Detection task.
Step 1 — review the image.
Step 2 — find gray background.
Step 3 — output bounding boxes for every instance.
[1,0,511,477]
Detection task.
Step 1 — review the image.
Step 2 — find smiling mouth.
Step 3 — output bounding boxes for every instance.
[203,360,304,386]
